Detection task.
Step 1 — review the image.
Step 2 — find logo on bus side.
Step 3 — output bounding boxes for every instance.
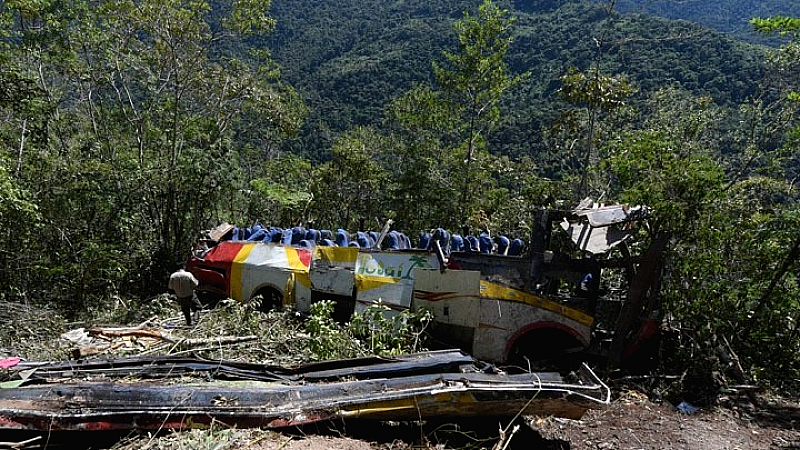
[356,254,433,280]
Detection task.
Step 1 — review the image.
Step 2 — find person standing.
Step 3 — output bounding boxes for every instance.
[168,263,203,326]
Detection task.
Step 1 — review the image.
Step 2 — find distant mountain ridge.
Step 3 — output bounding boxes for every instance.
[614,0,800,44]
[260,0,767,159]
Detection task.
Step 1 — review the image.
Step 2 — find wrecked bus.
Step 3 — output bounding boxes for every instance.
[186,200,667,366]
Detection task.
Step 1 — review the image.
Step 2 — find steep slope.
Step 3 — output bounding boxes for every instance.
[261,0,766,159]
[613,0,800,44]
[263,0,469,157]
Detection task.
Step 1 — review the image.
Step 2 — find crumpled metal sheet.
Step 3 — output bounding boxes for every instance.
[561,218,638,254]
[0,351,610,431]
[562,200,650,254]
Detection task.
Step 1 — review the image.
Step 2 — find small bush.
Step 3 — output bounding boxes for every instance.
[348,302,432,356]
[307,300,364,360]
[306,300,433,361]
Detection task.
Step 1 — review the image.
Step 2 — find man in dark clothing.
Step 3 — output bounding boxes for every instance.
[168,264,203,326]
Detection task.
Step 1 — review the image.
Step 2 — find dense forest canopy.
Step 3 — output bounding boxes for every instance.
[2,0,800,392]
[263,0,767,159]
[614,0,800,44]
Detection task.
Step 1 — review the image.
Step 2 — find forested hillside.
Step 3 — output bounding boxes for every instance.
[614,0,800,44]
[3,0,800,396]
[264,0,766,159]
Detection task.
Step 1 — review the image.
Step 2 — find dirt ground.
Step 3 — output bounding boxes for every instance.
[531,391,800,450]
[227,391,800,450]
[103,391,796,450]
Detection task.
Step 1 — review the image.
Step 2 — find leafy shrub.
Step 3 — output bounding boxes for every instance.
[306,300,363,360]
[348,301,433,356]
[306,299,433,360]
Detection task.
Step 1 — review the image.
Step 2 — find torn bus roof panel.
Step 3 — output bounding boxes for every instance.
[0,370,608,431]
[0,353,610,432]
[12,349,479,384]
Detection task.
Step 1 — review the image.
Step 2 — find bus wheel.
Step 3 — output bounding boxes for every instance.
[507,328,585,373]
[250,287,283,313]
[196,290,222,308]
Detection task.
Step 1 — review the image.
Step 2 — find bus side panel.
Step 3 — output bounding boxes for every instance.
[354,251,439,314]
[309,247,358,298]
[238,244,312,305]
[412,268,482,353]
[473,290,593,363]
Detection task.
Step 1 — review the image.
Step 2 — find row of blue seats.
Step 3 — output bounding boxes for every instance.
[229,224,524,256]
[231,225,405,249]
[423,229,524,256]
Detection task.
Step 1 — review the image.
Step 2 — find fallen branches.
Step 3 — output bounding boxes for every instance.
[65,323,258,359]
[88,327,174,342]
[174,335,258,349]
[0,436,41,449]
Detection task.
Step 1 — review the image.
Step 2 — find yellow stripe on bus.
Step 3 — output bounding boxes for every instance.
[285,247,310,272]
[315,246,358,264]
[355,274,398,291]
[479,281,595,327]
[230,243,256,301]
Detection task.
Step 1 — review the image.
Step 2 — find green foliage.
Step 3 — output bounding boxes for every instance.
[602,131,725,232]
[263,0,765,160]
[306,300,432,361]
[349,302,433,356]
[558,66,634,197]
[308,127,391,230]
[306,300,360,361]
[598,78,800,390]
[382,0,528,229]
[752,16,800,36]
[386,87,462,231]
[434,0,528,223]
[559,67,633,110]
[618,0,800,45]
[0,161,39,226]
[0,161,41,302]
[0,0,303,308]
[662,181,800,391]
[249,154,313,225]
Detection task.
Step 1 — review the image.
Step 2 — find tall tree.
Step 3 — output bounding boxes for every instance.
[388,0,526,231]
[0,0,303,306]
[433,0,526,225]
[309,127,390,230]
[558,67,632,198]
[387,85,460,232]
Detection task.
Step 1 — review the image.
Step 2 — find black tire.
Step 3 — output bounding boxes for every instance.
[196,290,222,308]
[251,287,283,313]
[506,328,585,373]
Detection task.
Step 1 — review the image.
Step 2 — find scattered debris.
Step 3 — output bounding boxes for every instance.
[676,400,700,414]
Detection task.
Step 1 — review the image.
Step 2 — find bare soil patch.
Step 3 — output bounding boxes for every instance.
[534,391,800,450]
